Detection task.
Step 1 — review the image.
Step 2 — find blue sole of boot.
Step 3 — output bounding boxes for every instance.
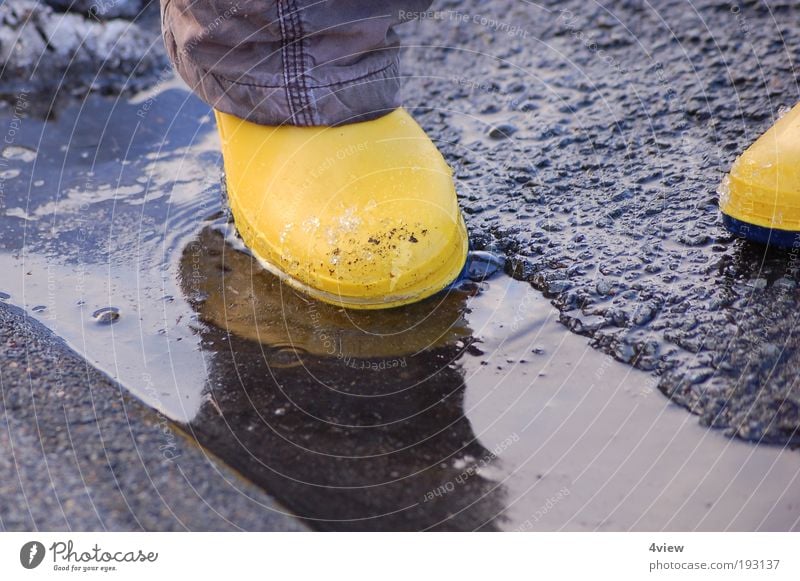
[722,213,800,248]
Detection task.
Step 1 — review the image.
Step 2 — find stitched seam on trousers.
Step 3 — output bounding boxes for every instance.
[288,0,314,125]
[312,60,396,88]
[211,60,396,90]
[276,0,297,124]
[285,0,310,125]
[284,0,308,125]
[284,0,304,125]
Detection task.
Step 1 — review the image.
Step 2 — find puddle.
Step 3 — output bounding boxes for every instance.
[0,84,798,530]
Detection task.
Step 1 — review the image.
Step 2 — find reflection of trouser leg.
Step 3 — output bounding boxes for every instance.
[161,0,433,126]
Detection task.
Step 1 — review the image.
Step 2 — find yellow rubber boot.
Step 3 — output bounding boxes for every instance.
[215,108,469,309]
[720,102,800,246]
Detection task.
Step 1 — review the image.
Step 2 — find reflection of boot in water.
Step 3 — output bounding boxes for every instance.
[179,226,507,530]
[186,225,472,359]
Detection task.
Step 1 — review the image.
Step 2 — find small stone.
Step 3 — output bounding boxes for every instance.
[487,124,518,140]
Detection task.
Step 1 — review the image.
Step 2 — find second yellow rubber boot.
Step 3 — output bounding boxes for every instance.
[215,108,469,309]
[720,102,800,246]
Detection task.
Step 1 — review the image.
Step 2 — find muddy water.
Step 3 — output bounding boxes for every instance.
[1,85,798,530]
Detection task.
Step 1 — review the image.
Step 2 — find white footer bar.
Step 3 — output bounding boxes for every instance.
[1,532,797,579]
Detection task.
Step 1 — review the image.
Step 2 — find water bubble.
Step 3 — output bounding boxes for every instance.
[92,307,120,325]
[269,345,308,368]
[487,124,518,140]
[0,169,20,179]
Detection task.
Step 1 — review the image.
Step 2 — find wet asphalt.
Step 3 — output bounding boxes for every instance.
[2,0,800,530]
[0,302,307,531]
[403,0,800,445]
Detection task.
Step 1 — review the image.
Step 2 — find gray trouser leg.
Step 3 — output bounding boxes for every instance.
[161,0,433,126]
